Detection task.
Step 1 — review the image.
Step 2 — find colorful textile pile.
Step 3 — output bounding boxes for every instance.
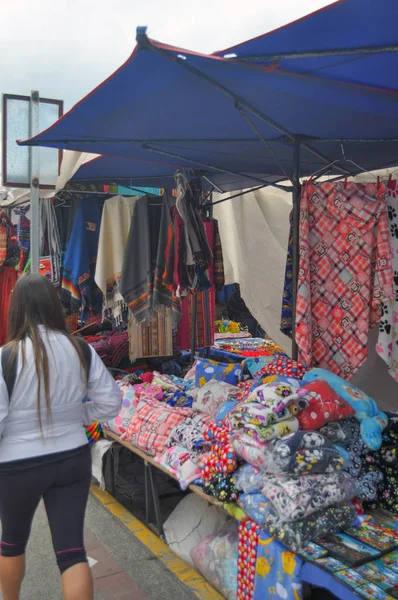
[259,355,308,380]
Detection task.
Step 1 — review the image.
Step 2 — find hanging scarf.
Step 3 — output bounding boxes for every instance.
[120,194,178,324]
[61,198,102,317]
[94,195,139,322]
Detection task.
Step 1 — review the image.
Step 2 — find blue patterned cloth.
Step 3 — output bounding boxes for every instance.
[253,531,303,600]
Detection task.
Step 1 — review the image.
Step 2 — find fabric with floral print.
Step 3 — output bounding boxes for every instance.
[377,179,398,381]
[364,428,398,513]
[234,463,266,494]
[296,181,394,379]
[237,520,262,600]
[264,502,356,552]
[261,472,357,522]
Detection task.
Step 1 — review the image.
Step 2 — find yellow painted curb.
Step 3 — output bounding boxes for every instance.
[90,483,224,600]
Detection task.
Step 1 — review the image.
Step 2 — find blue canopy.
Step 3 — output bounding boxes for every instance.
[19,0,398,190]
[68,154,274,192]
[216,0,398,91]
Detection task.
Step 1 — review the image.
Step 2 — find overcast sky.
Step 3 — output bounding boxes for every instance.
[1,0,331,178]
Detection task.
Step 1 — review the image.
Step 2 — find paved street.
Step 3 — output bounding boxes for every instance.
[0,492,213,600]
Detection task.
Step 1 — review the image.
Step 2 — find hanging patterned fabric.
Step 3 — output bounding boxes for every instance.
[280,210,293,338]
[237,519,262,600]
[377,179,398,381]
[296,181,393,379]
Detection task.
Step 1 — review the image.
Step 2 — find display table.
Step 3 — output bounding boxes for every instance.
[103,431,216,535]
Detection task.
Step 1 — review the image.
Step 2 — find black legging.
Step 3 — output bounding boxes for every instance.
[0,445,91,574]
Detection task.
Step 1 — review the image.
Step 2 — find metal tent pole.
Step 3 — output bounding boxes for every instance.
[190,293,198,366]
[291,141,301,360]
[29,90,40,274]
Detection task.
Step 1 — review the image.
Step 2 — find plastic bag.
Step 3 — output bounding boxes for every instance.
[191,520,239,600]
[164,493,228,567]
[234,463,266,494]
[238,493,272,526]
[264,502,355,552]
[261,472,358,523]
[231,433,275,470]
[271,431,345,476]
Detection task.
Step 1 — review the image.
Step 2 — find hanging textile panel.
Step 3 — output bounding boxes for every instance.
[377,179,398,382]
[0,267,18,346]
[128,309,173,360]
[296,181,393,379]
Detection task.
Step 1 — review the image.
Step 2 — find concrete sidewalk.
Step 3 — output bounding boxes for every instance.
[0,492,215,600]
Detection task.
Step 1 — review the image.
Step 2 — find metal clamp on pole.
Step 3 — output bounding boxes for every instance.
[29,90,40,274]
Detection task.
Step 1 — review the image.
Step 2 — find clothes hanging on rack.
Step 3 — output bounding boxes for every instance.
[175,220,224,350]
[296,181,393,379]
[61,198,103,324]
[377,179,398,381]
[163,170,213,296]
[95,195,140,322]
[120,194,180,359]
[120,194,178,323]
[40,198,62,286]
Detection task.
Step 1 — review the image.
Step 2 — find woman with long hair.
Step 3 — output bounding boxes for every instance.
[0,274,122,600]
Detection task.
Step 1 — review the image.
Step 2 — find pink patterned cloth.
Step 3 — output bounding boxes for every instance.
[124,399,193,456]
[296,181,393,379]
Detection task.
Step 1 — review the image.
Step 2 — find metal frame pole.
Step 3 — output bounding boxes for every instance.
[291,141,301,360]
[29,90,40,274]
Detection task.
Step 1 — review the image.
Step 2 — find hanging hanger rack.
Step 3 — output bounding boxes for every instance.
[340,143,378,181]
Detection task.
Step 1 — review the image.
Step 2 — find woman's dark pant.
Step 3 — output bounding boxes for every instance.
[0,446,91,574]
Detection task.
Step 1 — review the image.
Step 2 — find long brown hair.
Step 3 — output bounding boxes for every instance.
[7,274,88,429]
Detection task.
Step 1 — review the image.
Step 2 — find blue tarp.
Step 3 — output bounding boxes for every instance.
[69,154,273,192]
[19,0,398,190]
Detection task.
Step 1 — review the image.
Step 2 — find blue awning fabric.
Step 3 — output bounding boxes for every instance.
[19,0,398,191]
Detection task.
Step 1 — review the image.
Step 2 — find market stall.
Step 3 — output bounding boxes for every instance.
[9,0,398,598]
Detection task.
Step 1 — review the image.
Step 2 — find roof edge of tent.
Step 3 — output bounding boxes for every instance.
[213,0,343,56]
[17,39,143,147]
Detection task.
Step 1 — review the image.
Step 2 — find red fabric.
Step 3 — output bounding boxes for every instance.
[297,380,355,430]
[0,267,18,346]
[296,181,394,378]
[260,356,307,379]
[140,372,154,384]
